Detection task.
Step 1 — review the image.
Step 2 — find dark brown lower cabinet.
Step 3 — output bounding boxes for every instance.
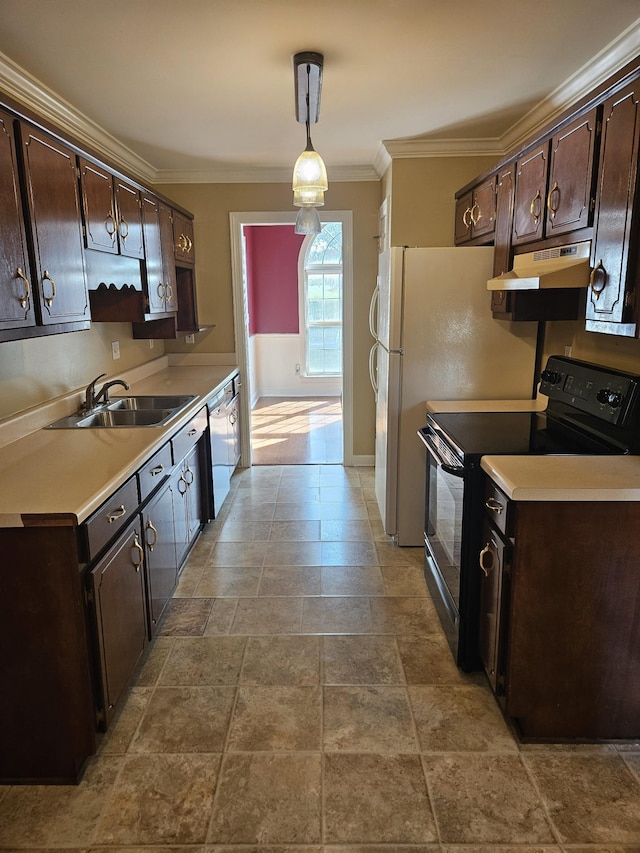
[87,519,148,729]
[0,524,96,783]
[142,478,178,634]
[480,485,640,740]
[173,444,203,569]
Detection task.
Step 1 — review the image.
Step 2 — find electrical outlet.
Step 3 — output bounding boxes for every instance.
[185,334,195,344]
[111,340,120,360]
[295,363,300,374]
[149,339,154,349]
[564,345,573,357]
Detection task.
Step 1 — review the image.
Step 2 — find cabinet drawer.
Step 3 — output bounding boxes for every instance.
[84,475,139,562]
[484,478,513,538]
[138,441,172,502]
[171,406,207,464]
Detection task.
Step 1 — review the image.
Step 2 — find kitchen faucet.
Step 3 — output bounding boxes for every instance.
[81,374,131,412]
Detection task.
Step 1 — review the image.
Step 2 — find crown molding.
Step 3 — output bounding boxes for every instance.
[382,136,504,160]
[0,50,156,183]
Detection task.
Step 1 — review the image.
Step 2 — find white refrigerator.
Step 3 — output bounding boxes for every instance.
[369,246,539,546]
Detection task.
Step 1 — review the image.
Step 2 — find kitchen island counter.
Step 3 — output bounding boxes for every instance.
[0,362,237,526]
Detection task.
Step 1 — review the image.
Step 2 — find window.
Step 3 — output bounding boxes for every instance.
[302,222,343,376]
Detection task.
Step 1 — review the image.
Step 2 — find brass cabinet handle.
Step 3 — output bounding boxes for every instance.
[188,428,197,437]
[107,504,127,524]
[479,542,494,577]
[119,217,129,241]
[184,466,194,485]
[165,283,173,303]
[462,207,472,228]
[132,534,144,572]
[589,260,607,300]
[16,267,31,309]
[150,464,165,477]
[485,496,504,514]
[177,233,189,252]
[187,236,193,253]
[530,189,542,225]
[470,202,480,225]
[177,475,188,495]
[145,518,158,551]
[105,210,117,237]
[547,181,560,220]
[42,270,56,307]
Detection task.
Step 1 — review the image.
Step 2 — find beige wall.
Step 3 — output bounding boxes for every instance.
[155,180,382,457]
[0,322,165,421]
[388,156,496,247]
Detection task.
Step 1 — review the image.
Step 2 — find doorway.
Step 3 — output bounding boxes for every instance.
[229,211,354,467]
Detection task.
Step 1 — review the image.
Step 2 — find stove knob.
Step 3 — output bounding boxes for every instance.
[608,392,623,408]
[541,369,561,385]
[596,388,610,405]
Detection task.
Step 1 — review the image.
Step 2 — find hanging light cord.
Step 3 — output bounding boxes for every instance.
[305,64,313,151]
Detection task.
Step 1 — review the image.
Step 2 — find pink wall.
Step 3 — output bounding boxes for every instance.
[244,225,305,335]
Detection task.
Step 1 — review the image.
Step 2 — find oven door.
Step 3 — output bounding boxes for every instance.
[418,426,481,670]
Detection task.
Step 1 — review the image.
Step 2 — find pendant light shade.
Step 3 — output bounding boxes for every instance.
[294,205,322,234]
[292,147,328,206]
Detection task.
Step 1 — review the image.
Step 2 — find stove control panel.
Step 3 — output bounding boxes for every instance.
[539,355,640,427]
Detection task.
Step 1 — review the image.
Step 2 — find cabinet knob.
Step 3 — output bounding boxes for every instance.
[16,267,31,310]
[589,260,607,301]
[529,189,542,225]
[107,504,127,524]
[479,542,494,576]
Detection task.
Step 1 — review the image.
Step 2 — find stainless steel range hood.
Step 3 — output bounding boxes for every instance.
[488,241,591,290]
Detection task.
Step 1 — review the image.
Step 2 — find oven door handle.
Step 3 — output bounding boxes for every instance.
[418,427,465,477]
[441,462,465,478]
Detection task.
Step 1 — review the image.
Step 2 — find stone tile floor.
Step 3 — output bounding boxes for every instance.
[251,398,343,465]
[1,464,640,851]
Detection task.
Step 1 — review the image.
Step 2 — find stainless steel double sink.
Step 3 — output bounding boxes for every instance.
[46,395,197,429]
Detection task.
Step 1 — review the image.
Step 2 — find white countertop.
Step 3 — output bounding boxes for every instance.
[481,454,640,501]
[0,364,237,526]
[426,397,546,414]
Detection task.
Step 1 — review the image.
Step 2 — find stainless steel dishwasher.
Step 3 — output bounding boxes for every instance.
[207,383,232,516]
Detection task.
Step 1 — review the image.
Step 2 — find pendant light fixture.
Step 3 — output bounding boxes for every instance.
[292,51,328,235]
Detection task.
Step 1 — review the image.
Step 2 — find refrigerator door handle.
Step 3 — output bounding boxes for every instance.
[369,341,379,399]
[369,283,379,340]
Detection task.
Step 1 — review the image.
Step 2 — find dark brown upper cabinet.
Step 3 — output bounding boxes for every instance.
[0,109,36,333]
[455,175,497,245]
[79,158,144,259]
[141,194,176,317]
[173,209,195,265]
[512,143,549,246]
[586,82,640,337]
[545,108,599,239]
[18,122,89,327]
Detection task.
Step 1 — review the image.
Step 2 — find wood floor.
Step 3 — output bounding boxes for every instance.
[250,397,343,465]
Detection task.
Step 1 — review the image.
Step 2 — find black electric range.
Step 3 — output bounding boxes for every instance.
[418,354,640,670]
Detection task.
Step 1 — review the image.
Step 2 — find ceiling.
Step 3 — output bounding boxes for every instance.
[0,0,639,183]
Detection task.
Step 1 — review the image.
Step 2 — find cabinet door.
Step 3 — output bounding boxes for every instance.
[470,175,496,240]
[88,520,147,725]
[512,142,548,246]
[0,110,35,331]
[159,202,178,311]
[114,179,144,259]
[173,210,195,264]
[478,521,509,694]
[19,123,89,324]
[141,194,166,315]
[545,108,598,238]
[587,83,640,332]
[454,190,473,244]
[491,163,515,317]
[184,444,202,545]
[79,158,118,254]
[143,481,178,632]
